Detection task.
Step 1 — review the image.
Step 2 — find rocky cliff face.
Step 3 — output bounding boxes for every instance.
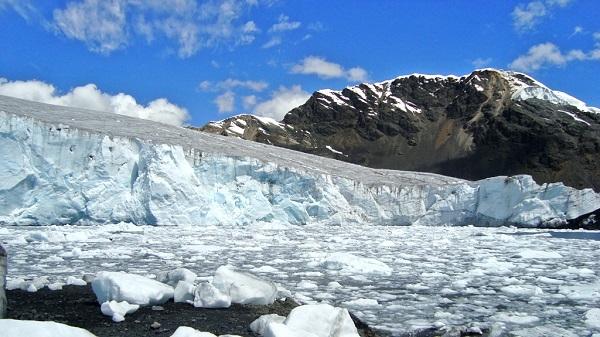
[198,69,600,191]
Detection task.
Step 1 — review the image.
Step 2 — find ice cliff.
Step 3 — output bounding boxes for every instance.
[0,95,598,227]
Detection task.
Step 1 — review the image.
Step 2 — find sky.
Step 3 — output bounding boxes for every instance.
[0,0,599,126]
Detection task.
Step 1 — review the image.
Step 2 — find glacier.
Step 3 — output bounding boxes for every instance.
[0,94,598,227]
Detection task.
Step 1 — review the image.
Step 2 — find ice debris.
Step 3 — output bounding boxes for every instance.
[157,268,197,287]
[0,319,97,337]
[192,282,231,308]
[250,314,286,335]
[100,300,139,322]
[213,265,278,305]
[259,303,360,337]
[92,271,174,306]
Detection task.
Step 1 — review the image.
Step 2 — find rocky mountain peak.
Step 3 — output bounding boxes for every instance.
[198,69,600,191]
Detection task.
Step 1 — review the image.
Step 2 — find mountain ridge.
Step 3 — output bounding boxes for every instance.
[197,68,600,191]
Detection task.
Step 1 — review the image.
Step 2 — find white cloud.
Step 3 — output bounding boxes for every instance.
[253,85,310,120]
[0,0,38,21]
[346,67,368,82]
[268,14,301,33]
[199,78,268,92]
[291,56,368,82]
[51,0,263,58]
[512,0,573,32]
[262,36,281,48]
[242,20,258,33]
[546,0,572,6]
[0,77,189,126]
[53,0,128,54]
[472,57,493,68]
[214,90,235,113]
[570,25,584,37]
[509,42,598,72]
[242,95,257,109]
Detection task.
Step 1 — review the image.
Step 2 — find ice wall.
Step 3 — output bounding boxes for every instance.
[0,96,598,227]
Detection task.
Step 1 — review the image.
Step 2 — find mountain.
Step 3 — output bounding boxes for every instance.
[197,69,600,191]
[1,94,599,227]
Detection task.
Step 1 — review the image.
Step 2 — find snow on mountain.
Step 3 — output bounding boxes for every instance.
[0,94,598,227]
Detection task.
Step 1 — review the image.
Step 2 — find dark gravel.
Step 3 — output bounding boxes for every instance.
[7,285,382,337]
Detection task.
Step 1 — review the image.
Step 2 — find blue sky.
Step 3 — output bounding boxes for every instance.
[0,0,599,126]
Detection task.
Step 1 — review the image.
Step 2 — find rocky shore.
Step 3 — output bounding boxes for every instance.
[6,285,382,337]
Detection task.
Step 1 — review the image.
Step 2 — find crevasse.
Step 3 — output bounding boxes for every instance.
[0,95,598,227]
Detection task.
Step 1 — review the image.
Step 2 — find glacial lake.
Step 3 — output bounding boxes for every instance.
[2,223,599,336]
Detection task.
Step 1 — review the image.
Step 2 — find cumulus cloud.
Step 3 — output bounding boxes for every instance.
[199,78,268,92]
[472,57,493,68]
[51,0,264,58]
[512,0,573,32]
[214,90,235,113]
[509,41,599,72]
[253,85,310,120]
[0,77,189,126]
[291,56,368,82]
[262,36,281,48]
[268,14,301,33]
[242,95,257,109]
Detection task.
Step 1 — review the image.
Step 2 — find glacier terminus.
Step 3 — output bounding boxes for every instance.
[0,94,598,228]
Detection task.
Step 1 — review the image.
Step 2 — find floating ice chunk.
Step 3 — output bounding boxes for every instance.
[193,282,231,308]
[264,322,319,337]
[327,281,342,289]
[555,267,595,278]
[500,285,543,297]
[170,327,217,337]
[92,271,174,306]
[212,266,277,305]
[536,276,564,285]
[516,249,562,259]
[341,298,380,308]
[510,325,577,337]
[157,268,197,287]
[174,281,195,303]
[100,300,139,322]
[296,280,318,290]
[492,312,540,324]
[320,253,392,276]
[25,231,65,242]
[64,232,89,242]
[559,281,600,301]
[252,266,279,273]
[283,303,360,337]
[585,308,600,329]
[250,314,286,335]
[472,257,515,275]
[0,319,97,337]
[66,276,87,286]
